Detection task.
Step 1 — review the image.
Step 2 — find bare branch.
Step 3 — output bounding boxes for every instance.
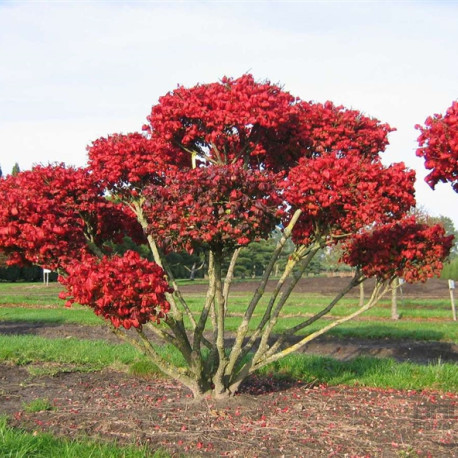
[212,249,229,394]
[79,214,104,258]
[131,201,195,327]
[193,252,216,353]
[135,328,200,392]
[175,141,218,166]
[282,269,363,337]
[262,270,364,358]
[247,244,321,368]
[223,247,242,312]
[232,244,319,371]
[252,280,390,371]
[224,210,302,377]
[210,142,224,164]
[84,237,105,258]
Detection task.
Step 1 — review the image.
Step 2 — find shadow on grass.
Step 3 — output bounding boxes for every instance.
[0,320,114,343]
[253,352,458,393]
[235,357,395,396]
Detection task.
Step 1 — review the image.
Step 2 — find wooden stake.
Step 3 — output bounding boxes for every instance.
[449,280,456,321]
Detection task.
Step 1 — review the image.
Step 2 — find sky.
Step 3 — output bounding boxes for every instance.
[0,0,457,227]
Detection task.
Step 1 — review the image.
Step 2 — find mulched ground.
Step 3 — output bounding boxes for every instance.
[1,363,457,457]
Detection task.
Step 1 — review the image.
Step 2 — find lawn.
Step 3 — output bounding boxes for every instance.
[1,282,457,341]
[0,281,456,456]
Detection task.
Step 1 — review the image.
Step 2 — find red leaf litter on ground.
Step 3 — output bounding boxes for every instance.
[1,364,456,457]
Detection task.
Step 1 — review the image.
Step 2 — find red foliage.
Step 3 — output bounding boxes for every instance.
[342,218,454,282]
[294,101,394,160]
[0,165,142,270]
[87,132,190,192]
[59,251,171,329]
[145,74,302,169]
[145,75,394,172]
[144,163,283,252]
[416,101,458,192]
[282,153,416,245]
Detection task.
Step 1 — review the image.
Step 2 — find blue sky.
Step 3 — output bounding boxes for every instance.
[0,0,457,226]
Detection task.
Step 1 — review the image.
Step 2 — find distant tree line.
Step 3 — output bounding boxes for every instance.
[0,162,20,180]
[0,253,58,282]
[2,228,455,282]
[110,231,351,280]
[441,258,458,280]
[427,215,457,280]
[0,162,20,178]
[0,264,53,282]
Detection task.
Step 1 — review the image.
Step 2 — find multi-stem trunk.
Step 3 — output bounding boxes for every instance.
[125,201,394,399]
[208,247,235,398]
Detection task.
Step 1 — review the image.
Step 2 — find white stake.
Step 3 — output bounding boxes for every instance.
[449,279,456,321]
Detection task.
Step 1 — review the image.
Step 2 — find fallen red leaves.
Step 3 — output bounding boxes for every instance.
[2,364,456,457]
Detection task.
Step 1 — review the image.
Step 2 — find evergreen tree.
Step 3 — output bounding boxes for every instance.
[441,258,458,280]
[11,163,20,176]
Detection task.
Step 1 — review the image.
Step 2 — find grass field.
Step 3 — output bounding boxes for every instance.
[1,281,457,455]
[0,281,457,392]
[0,334,456,391]
[1,283,457,341]
[0,283,64,306]
[1,281,456,321]
[0,416,167,457]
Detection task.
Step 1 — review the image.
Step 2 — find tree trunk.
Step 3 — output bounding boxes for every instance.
[211,249,230,397]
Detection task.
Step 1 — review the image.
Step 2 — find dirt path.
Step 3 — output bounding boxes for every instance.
[180,276,453,299]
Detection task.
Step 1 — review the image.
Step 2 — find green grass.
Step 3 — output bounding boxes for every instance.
[2,285,457,342]
[1,282,455,321]
[0,334,182,372]
[129,359,162,377]
[215,315,458,341]
[0,416,167,457]
[0,306,104,325]
[0,335,141,368]
[258,354,458,392]
[1,303,456,341]
[273,319,458,341]
[0,334,456,392]
[281,297,455,320]
[22,398,54,413]
[175,293,457,323]
[0,283,64,306]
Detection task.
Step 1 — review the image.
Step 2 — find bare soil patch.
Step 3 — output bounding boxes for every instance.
[1,363,456,457]
[181,277,452,299]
